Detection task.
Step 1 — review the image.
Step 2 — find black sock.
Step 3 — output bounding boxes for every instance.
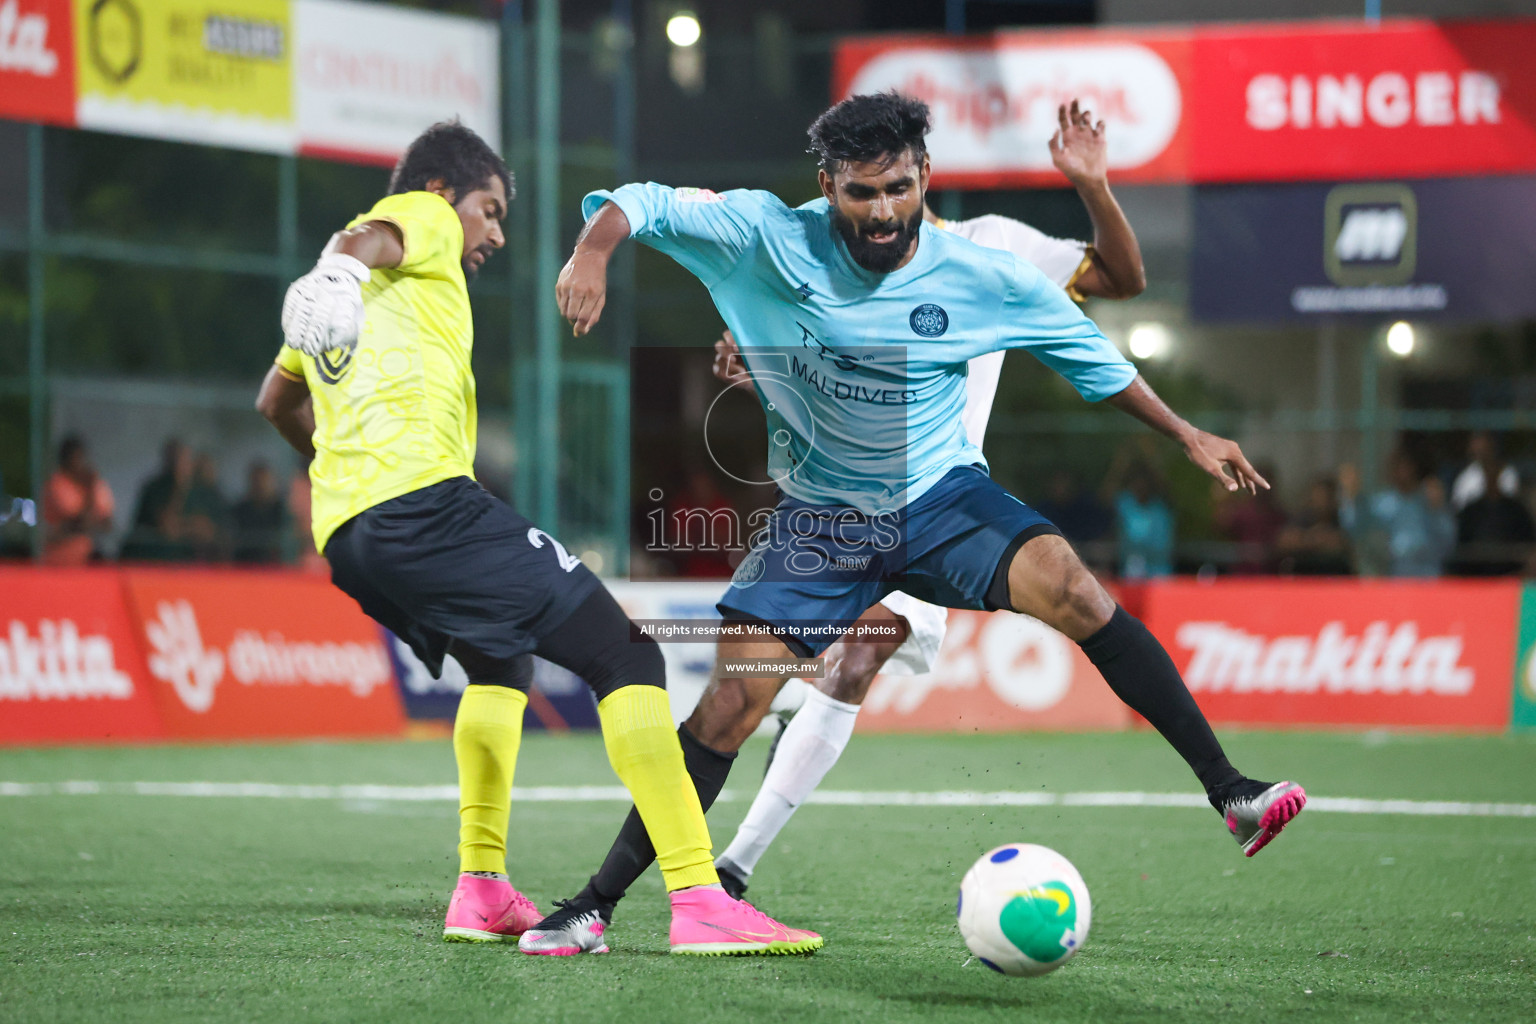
[581,723,736,907]
[1078,606,1243,806]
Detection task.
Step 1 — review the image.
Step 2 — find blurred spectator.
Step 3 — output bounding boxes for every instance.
[42,435,114,566]
[665,469,737,577]
[1034,469,1112,549]
[1212,461,1286,574]
[122,440,196,561]
[231,460,290,564]
[1339,451,1456,577]
[1102,446,1174,579]
[1451,431,1519,512]
[1449,444,1535,575]
[185,452,229,561]
[1275,476,1351,575]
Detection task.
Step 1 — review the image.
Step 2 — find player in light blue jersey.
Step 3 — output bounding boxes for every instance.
[522,93,1305,955]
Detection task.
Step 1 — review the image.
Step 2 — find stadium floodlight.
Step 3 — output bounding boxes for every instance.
[1386,320,1415,357]
[666,12,701,47]
[1127,322,1171,361]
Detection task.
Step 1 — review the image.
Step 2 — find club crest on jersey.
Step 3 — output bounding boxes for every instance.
[732,549,766,589]
[909,304,949,338]
[314,341,357,385]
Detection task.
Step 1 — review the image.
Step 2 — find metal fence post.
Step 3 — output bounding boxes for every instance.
[26,123,46,560]
[532,0,562,533]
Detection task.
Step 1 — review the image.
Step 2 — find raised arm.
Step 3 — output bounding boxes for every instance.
[325,221,404,270]
[557,200,633,337]
[1108,376,1268,494]
[1049,100,1146,300]
[561,183,769,337]
[280,221,403,357]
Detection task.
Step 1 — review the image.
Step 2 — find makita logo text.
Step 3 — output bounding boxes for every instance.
[0,620,134,701]
[0,0,58,77]
[1175,621,1473,695]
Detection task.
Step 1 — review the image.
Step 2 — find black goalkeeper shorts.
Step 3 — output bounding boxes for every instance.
[325,476,601,677]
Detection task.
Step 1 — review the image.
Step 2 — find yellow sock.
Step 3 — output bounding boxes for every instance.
[597,685,719,892]
[453,684,528,875]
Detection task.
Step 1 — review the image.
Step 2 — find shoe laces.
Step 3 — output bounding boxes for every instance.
[543,897,602,929]
[723,894,783,932]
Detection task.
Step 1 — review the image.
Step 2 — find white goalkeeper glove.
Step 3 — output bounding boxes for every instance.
[281,252,371,356]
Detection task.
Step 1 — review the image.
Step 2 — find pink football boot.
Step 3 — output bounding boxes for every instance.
[442,873,542,943]
[668,886,823,956]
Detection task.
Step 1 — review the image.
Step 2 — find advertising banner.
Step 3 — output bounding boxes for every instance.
[1190,176,1536,322]
[73,0,295,151]
[610,582,1130,734]
[1513,583,1536,732]
[120,568,404,740]
[856,610,1131,733]
[608,580,731,726]
[1142,579,1519,730]
[0,0,75,126]
[1188,20,1536,185]
[383,627,598,731]
[833,28,1191,189]
[0,567,164,745]
[833,19,1536,188]
[293,0,499,165]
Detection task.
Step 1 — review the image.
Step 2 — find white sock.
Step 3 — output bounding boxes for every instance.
[717,688,860,878]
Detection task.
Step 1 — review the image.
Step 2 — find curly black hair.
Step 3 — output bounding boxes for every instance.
[388,120,514,203]
[807,92,931,172]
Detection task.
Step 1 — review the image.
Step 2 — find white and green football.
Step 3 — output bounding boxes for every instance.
[956,843,1092,977]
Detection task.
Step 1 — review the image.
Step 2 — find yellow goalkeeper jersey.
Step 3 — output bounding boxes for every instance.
[275,190,477,553]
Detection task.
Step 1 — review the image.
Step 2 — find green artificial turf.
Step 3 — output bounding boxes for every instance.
[2,731,1534,1023]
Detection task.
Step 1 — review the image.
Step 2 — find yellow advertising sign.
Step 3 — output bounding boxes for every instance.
[74,0,294,151]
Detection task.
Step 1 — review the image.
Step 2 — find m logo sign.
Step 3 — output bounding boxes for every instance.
[1325,183,1417,286]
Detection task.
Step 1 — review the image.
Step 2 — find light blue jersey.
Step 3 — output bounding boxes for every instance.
[583,184,1136,513]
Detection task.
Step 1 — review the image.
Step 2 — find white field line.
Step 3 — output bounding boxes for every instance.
[1,781,1534,818]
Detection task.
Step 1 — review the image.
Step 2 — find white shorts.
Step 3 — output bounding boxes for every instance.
[877,590,949,676]
[769,590,949,720]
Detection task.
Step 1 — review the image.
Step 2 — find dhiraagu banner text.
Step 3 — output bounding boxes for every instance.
[73,0,294,152]
[1514,583,1536,731]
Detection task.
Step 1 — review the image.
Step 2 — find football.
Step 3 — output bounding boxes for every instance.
[957,843,1092,977]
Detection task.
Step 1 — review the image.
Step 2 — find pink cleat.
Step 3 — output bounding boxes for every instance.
[442,873,542,943]
[1224,781,1307,857]
[668,886,823,956]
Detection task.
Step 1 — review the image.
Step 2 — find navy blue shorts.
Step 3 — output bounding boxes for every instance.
[326,477,601,676]
[717,466,1058,657]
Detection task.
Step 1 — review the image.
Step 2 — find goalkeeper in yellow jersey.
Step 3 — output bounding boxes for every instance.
[257,121,819,956]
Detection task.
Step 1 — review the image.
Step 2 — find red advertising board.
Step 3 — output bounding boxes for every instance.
[120,568,405,741]
[856,610,1132,733]
[0,0,75,127]
[1142,579,1519,730]
[1189,20,1536,184]
[834,18,1536,187]
[0,567,164,744]
[833,27,1192,190]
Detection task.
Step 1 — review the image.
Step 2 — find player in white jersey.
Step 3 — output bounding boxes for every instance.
[708,101,1149,899]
